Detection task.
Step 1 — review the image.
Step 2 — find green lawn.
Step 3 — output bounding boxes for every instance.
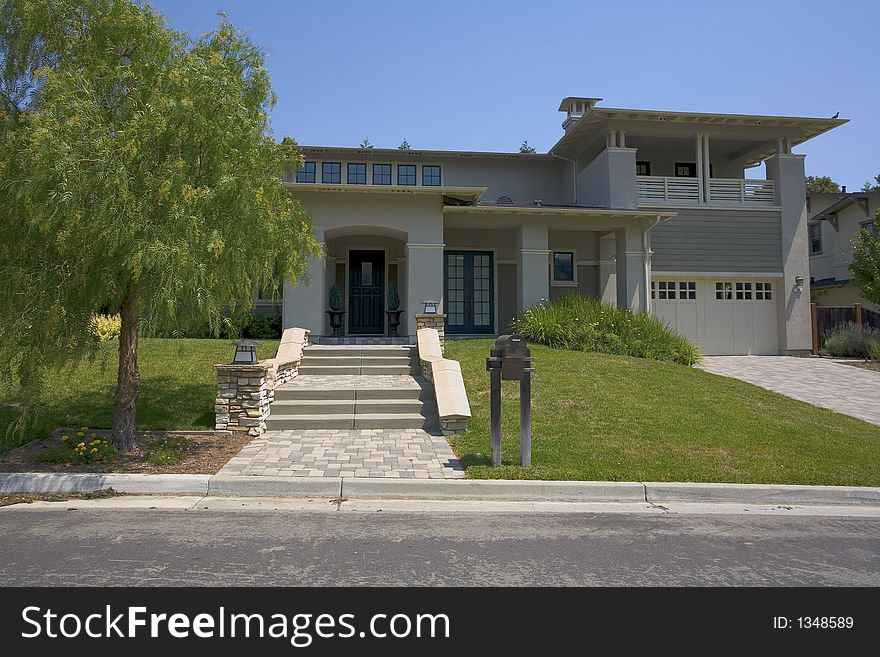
[0,339,279,453]
[445,339,880,486]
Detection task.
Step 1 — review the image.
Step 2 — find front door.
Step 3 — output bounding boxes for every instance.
[444,251,494,334]
[349,250,384,334]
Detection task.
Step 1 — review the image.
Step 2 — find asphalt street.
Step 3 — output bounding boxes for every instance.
[1,497,878,586]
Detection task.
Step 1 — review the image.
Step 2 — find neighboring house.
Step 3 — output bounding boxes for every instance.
[281,97,845,355]
[807,191,879,312]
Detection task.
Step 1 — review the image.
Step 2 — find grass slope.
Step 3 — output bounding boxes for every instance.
[445,339,880,486]
[0,339,279,453]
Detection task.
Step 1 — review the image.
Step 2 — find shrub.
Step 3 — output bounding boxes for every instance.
[242,313,281,339]
[823,322,880,358]
[871,340,880,362]
[92,314,121,341]
[60,427,116,464]
[511,295,702,366]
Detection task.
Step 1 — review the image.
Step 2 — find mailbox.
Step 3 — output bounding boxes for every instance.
[485,334,534,467]
[494,334,532,381]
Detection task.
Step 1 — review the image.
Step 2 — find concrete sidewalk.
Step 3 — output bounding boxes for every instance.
[2,472,880,507]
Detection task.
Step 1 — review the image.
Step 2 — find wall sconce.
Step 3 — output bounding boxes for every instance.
[794,276,805,293]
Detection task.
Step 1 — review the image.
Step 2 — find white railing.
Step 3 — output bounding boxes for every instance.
[636,176,700,204]
[636,176,777,207]
[708,178,776,206]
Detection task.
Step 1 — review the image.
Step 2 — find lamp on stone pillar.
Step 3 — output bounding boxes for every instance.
[232,340,259,364]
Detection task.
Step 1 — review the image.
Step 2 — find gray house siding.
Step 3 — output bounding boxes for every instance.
[651,208,783,272]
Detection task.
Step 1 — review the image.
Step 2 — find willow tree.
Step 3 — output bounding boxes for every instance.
[0,0,320,450]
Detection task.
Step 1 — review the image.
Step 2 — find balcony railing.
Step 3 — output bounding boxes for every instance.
[708,178,776,206]
[636,176,700,204]
[636,176,776,207]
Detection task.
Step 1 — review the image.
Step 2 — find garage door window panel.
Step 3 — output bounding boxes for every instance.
[735,282,753,300]
[755,282,773,300]
[715,282,733,300]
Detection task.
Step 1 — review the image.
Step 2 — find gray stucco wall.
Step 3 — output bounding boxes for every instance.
[651,208,783,272]
[497,263,518,333]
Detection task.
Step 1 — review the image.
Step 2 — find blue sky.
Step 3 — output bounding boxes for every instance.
[150,0,878,189]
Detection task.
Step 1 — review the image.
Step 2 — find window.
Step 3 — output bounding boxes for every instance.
[656,281,677,300]
[422,165,441,186]
[636,161,651,176]
[860,220,876,236]
[755,282,773,301]
[373,163,391,185]
[296,161,316,183]
[398,164,416,186]
[715,282,733,300]
[674,162,697,178]
[678,281,697,300]
[735,282,753,300]
[347,162,366,184]
[808,222,822,254]
[552,252,574,283]
[322,162,341,184]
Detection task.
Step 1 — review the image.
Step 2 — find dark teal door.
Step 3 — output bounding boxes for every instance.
[444,251,494,334]
[349,250,384,334]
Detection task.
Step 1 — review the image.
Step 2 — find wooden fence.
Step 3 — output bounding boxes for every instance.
[811,303,880,353]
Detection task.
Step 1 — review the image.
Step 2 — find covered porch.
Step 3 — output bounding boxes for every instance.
[283,201,674,340]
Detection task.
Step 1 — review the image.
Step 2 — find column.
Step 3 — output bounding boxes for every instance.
[766,153,811,355]
[598,232,617,306]
[282,239,326,336]
[615,225,648,313]
[404,242,445,338]
[517,223,549,313]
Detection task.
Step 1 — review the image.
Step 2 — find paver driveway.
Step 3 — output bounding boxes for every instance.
[699,356,880,426]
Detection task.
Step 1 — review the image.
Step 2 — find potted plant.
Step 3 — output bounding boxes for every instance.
[385,284,403,337]
[326,284,346,337]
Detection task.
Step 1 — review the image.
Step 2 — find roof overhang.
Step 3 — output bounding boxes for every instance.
[298,146,551,160]
[550,107,848,164]
[443,205,676,221]
[285,182,487,204]
[811,192,872,226]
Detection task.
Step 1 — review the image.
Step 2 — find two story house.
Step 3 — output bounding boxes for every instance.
[808,190,879,312]
[281,97,845,355]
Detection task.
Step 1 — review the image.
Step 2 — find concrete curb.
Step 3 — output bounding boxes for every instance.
[0,473,210,495]
[341,478,646,501]
[2,472,880,506]
[644,482,880,506]
[207,475,341,498]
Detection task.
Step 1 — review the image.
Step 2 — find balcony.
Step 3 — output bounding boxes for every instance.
[636,176,776,207]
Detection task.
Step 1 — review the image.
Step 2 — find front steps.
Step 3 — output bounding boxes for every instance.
[265,346,439,431]
[296,346,416,376]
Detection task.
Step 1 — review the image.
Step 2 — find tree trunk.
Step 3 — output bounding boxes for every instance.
[112,292,140,452]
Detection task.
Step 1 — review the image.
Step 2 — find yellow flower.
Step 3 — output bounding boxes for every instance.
[80,426,88,431]
[76,431,85,437]
[91,433,97,439]
[61,436,70,442]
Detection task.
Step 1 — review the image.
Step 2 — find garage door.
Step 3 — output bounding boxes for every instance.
[651,278,778,355]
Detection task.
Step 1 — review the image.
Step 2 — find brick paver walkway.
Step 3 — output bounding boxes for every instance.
[218,429,464,479]
[699,356,880,426]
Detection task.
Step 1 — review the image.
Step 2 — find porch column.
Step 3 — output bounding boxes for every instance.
[615,225,648,313]
[599,232,617,306]
[766,153,811,355]
[404,242,445,338]
[282,239,326,336]
[517,223,550,313]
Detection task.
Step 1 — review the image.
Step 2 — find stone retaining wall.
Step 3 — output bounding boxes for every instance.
[415,313,446,347]
[214,327,308,437]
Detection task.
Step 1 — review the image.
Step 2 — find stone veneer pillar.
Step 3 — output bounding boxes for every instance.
[415,314,446,348]
[214,363,272,437]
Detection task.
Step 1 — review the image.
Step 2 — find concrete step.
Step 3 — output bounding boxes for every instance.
[274,386,431,401]
[302,356,414,367]
[269,399,435,415]
[303,347,415,357]
[298,365,416,376]
[265,412,438,431]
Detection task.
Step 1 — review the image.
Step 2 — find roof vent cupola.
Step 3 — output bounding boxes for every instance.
[558,97,602,133]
